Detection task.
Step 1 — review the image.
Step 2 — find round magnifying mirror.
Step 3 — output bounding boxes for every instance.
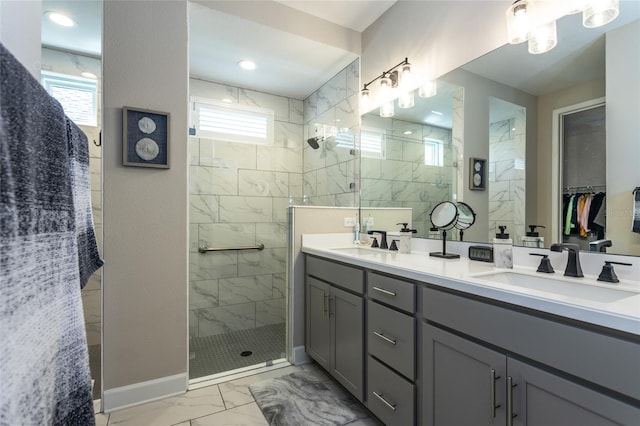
[430,201,458,230]
[454,202,476,230]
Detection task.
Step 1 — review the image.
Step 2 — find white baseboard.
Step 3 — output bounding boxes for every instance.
[102,373,187,413]
[292,345,311,365]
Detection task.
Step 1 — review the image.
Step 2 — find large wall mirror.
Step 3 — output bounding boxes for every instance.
[359,5,640,256]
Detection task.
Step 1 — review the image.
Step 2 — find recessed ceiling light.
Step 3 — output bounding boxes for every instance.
[46,11,76,27]
[80,71,98,79]
[431,110,443,116]
[403,130,413,135]
[222,98,233,103]
[238,60,256,70]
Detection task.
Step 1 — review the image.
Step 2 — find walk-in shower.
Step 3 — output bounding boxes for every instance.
[187,80,295,380]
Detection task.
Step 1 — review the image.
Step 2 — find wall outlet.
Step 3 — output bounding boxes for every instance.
[363,216,374,227]
[344,217,357,227]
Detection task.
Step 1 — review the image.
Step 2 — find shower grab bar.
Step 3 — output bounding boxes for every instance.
[198,243,265,253]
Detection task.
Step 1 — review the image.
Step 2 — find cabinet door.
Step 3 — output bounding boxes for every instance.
[508,358,640,426]
[331,285,364,402]
[423,325,506,426]
[306,276,331,370]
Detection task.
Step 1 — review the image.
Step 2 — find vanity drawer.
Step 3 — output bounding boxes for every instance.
[367,300,415,380]
[367,271,415,313]
[367,355,415,426]
[306,255,363,294]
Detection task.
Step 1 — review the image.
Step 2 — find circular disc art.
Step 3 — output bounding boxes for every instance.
[135,137,160,161]
[138,116,157,134]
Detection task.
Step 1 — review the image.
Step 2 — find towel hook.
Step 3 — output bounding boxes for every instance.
[93,131,102,147]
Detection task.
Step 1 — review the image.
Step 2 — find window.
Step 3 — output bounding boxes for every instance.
[191,97,274,145]
[360,128,385,159]
[424,138,444,167]
[41,71,98,127]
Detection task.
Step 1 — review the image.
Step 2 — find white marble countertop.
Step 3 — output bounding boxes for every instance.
[302,234,640,336]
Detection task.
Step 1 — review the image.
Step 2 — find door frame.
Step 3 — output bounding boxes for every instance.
[550,97,605,243]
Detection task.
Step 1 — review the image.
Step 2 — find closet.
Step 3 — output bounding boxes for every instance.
[561,104,606,251]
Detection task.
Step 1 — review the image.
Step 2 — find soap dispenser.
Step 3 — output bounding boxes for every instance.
[493,225,513,269]
[521,225,545,248]
[397,222,417,254]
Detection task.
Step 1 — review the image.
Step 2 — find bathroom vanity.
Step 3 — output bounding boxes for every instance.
[302,235,640,426]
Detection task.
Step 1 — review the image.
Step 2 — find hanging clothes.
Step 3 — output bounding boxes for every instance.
[588,192,606,240]
[1,43,103,425]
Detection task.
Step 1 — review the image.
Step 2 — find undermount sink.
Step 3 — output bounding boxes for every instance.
[331,247,388,257]
[470,271,639,303]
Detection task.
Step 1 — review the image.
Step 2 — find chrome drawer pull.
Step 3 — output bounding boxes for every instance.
[373,391,397,411]
[373,331,397,346]
[373,286,396,296]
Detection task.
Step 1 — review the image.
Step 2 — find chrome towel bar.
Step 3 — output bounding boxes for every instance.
[198,243,265,253]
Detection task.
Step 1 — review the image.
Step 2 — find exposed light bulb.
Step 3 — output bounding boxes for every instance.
[380,74,393,102]
[419,80,437,98]
[380,101,394,118]
[398,90,415,109]
[380,75,394,116]
[360,88,370,111]
[505,0,531,44]
[400,61,413,91]
[528,20,557,54]
[583,0,619,28]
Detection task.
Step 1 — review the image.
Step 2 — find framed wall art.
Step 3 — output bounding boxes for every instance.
[123,106,170,168]
[469,157,486,190]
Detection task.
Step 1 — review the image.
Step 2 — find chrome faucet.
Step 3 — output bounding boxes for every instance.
[550,243,583,277]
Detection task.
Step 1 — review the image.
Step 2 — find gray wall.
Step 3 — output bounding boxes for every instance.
[102,0,188,393]
[0,0,41,78]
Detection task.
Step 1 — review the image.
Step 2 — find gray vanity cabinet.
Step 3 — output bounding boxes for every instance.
[305,256,365,401]
[366,272,417,425]
[507,357,640,426]
[423,324,506,426]
[306,276,331,369]
[422,287,640,426]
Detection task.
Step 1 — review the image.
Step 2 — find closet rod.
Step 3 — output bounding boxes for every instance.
[563,184,606,193]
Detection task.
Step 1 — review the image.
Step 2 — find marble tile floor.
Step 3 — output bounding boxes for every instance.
[95,363,382,426]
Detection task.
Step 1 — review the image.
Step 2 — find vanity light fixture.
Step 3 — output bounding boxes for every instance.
[505,0,619,54]
[505,0,531,44]
[46,11,76,27]
[360,57,412,117]
[583,0,619,28]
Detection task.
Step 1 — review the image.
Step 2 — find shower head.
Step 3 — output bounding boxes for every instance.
[307,137,321,150]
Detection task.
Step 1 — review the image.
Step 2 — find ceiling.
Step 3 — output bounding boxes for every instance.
[38,1,640,106]
[41,0,397,99]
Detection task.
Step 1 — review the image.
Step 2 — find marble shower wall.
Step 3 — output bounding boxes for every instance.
[488,112,526,244]
[41,47,103,347]
[189,78,303,339]
[303,59,360,207]
[360,114,457,237]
